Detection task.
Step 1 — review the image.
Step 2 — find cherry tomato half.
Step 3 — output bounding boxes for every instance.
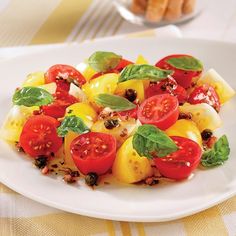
[137,94,179,130]
[45,64,86,92]
[145,77,187,104]
[114,59,133,72]
[188,84,221,112]
[90,59,133,80]
[154,136,202,180]
[19,115,63,157]
[155,54,202,88]
[41,91,78,118]
[70,132,117,175]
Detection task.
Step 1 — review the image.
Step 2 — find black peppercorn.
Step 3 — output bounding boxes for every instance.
[104,119,119,129]
[85,172,98,186]
[201,129,213,141]
[124,89,137,102]
[34,156,48,169]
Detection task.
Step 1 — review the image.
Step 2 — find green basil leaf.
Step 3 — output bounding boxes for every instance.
[88,51,122,72]
[94,93,136,112]
[12,86,53,107]
[57,115,90,137]
[167,56,203,71]
[119,64,173,83]
[132,124,178,159]
[201,135,230,167]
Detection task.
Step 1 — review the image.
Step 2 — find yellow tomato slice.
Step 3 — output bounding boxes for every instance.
[22,72,45,87]
[112,136,153,183]
[65,102,97,128]
[82,73,119,104]
[165,119,202,146]
[115,79,145,103]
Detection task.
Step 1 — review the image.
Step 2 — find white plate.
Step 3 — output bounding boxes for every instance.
[113,0,204,27]
[0,38,236,222]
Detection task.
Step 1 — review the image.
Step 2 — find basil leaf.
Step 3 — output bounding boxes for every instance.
[95,93,136,112]
[57,115,90,137]
[132,124,178,159]
[12,86,53,107]
[201,135,230,167]
[88,51,122,72]
[119,64,173,83]
[167,56,203,71]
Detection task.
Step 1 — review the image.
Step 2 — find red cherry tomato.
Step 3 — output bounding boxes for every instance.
[188,84,221,112]
[118,106,138,119]
[138,94,179,130]
[154,136,202,180]
[19,115,63,157]
[114,59,133,72]
[41,91,78,118]
[45,64,86,92]
[145,77,187,104]
[70,132,117,175]
[90,59,133,80]
[155,55,202,88]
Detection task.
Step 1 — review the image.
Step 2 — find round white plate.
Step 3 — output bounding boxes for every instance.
[113,0,204,27]
[0,38,236,222]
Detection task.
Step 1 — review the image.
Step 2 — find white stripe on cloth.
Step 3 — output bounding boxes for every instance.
[223,213,236,236]
[0,193,60,218]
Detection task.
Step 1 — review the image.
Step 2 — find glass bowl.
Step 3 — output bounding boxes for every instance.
[112,0,203,27]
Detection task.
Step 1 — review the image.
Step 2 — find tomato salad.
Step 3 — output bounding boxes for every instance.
[1,52,235,186]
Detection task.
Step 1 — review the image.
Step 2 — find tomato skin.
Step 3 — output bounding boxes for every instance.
[155,55,202,88]
[138,94,179,130]
[118,106,138,119]
[41,91,78,118]
[45,64,86,92]
[145,78,187,104]
[70,132,117,175]
[114,59,133,72]
[90,59,133,80]
[154,136,202,180]
[188,84,221,112]
[19,115,63,157]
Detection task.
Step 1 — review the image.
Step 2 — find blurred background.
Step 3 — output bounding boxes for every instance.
[0,0,235,47]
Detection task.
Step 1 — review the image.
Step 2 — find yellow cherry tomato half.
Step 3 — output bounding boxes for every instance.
[165,119,202,146]
[112,136,153,184]
[115,79,145,103]
[22,71,45,87]
[65,102,97,128]
[82,73,119,103]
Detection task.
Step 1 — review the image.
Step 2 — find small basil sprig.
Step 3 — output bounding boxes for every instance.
[57,115,89,137]
[167,56,203,71]
[12,86,53,107]
[119,64,173,83]
[201,135,230,167]
[132,124,178,158]
[95,93,136,111]
[88,51,122,72]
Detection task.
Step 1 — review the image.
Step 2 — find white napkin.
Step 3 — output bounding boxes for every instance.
[0,25,182,62]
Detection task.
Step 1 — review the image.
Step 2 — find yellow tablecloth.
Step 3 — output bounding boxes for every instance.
[0,1,236,235]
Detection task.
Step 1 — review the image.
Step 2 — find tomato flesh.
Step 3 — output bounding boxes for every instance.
[70,132,116,175]
[188,84,221,112]
[19,115,63,157]
[154,136,202,180]
[41,91,78,118]
[45,64,86,92]
[145,77,187,104]
[138,94,179,130]
[90,59,133,80]
[155,54,202,88]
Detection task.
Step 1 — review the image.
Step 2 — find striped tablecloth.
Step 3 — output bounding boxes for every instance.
[1,1,236,235]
